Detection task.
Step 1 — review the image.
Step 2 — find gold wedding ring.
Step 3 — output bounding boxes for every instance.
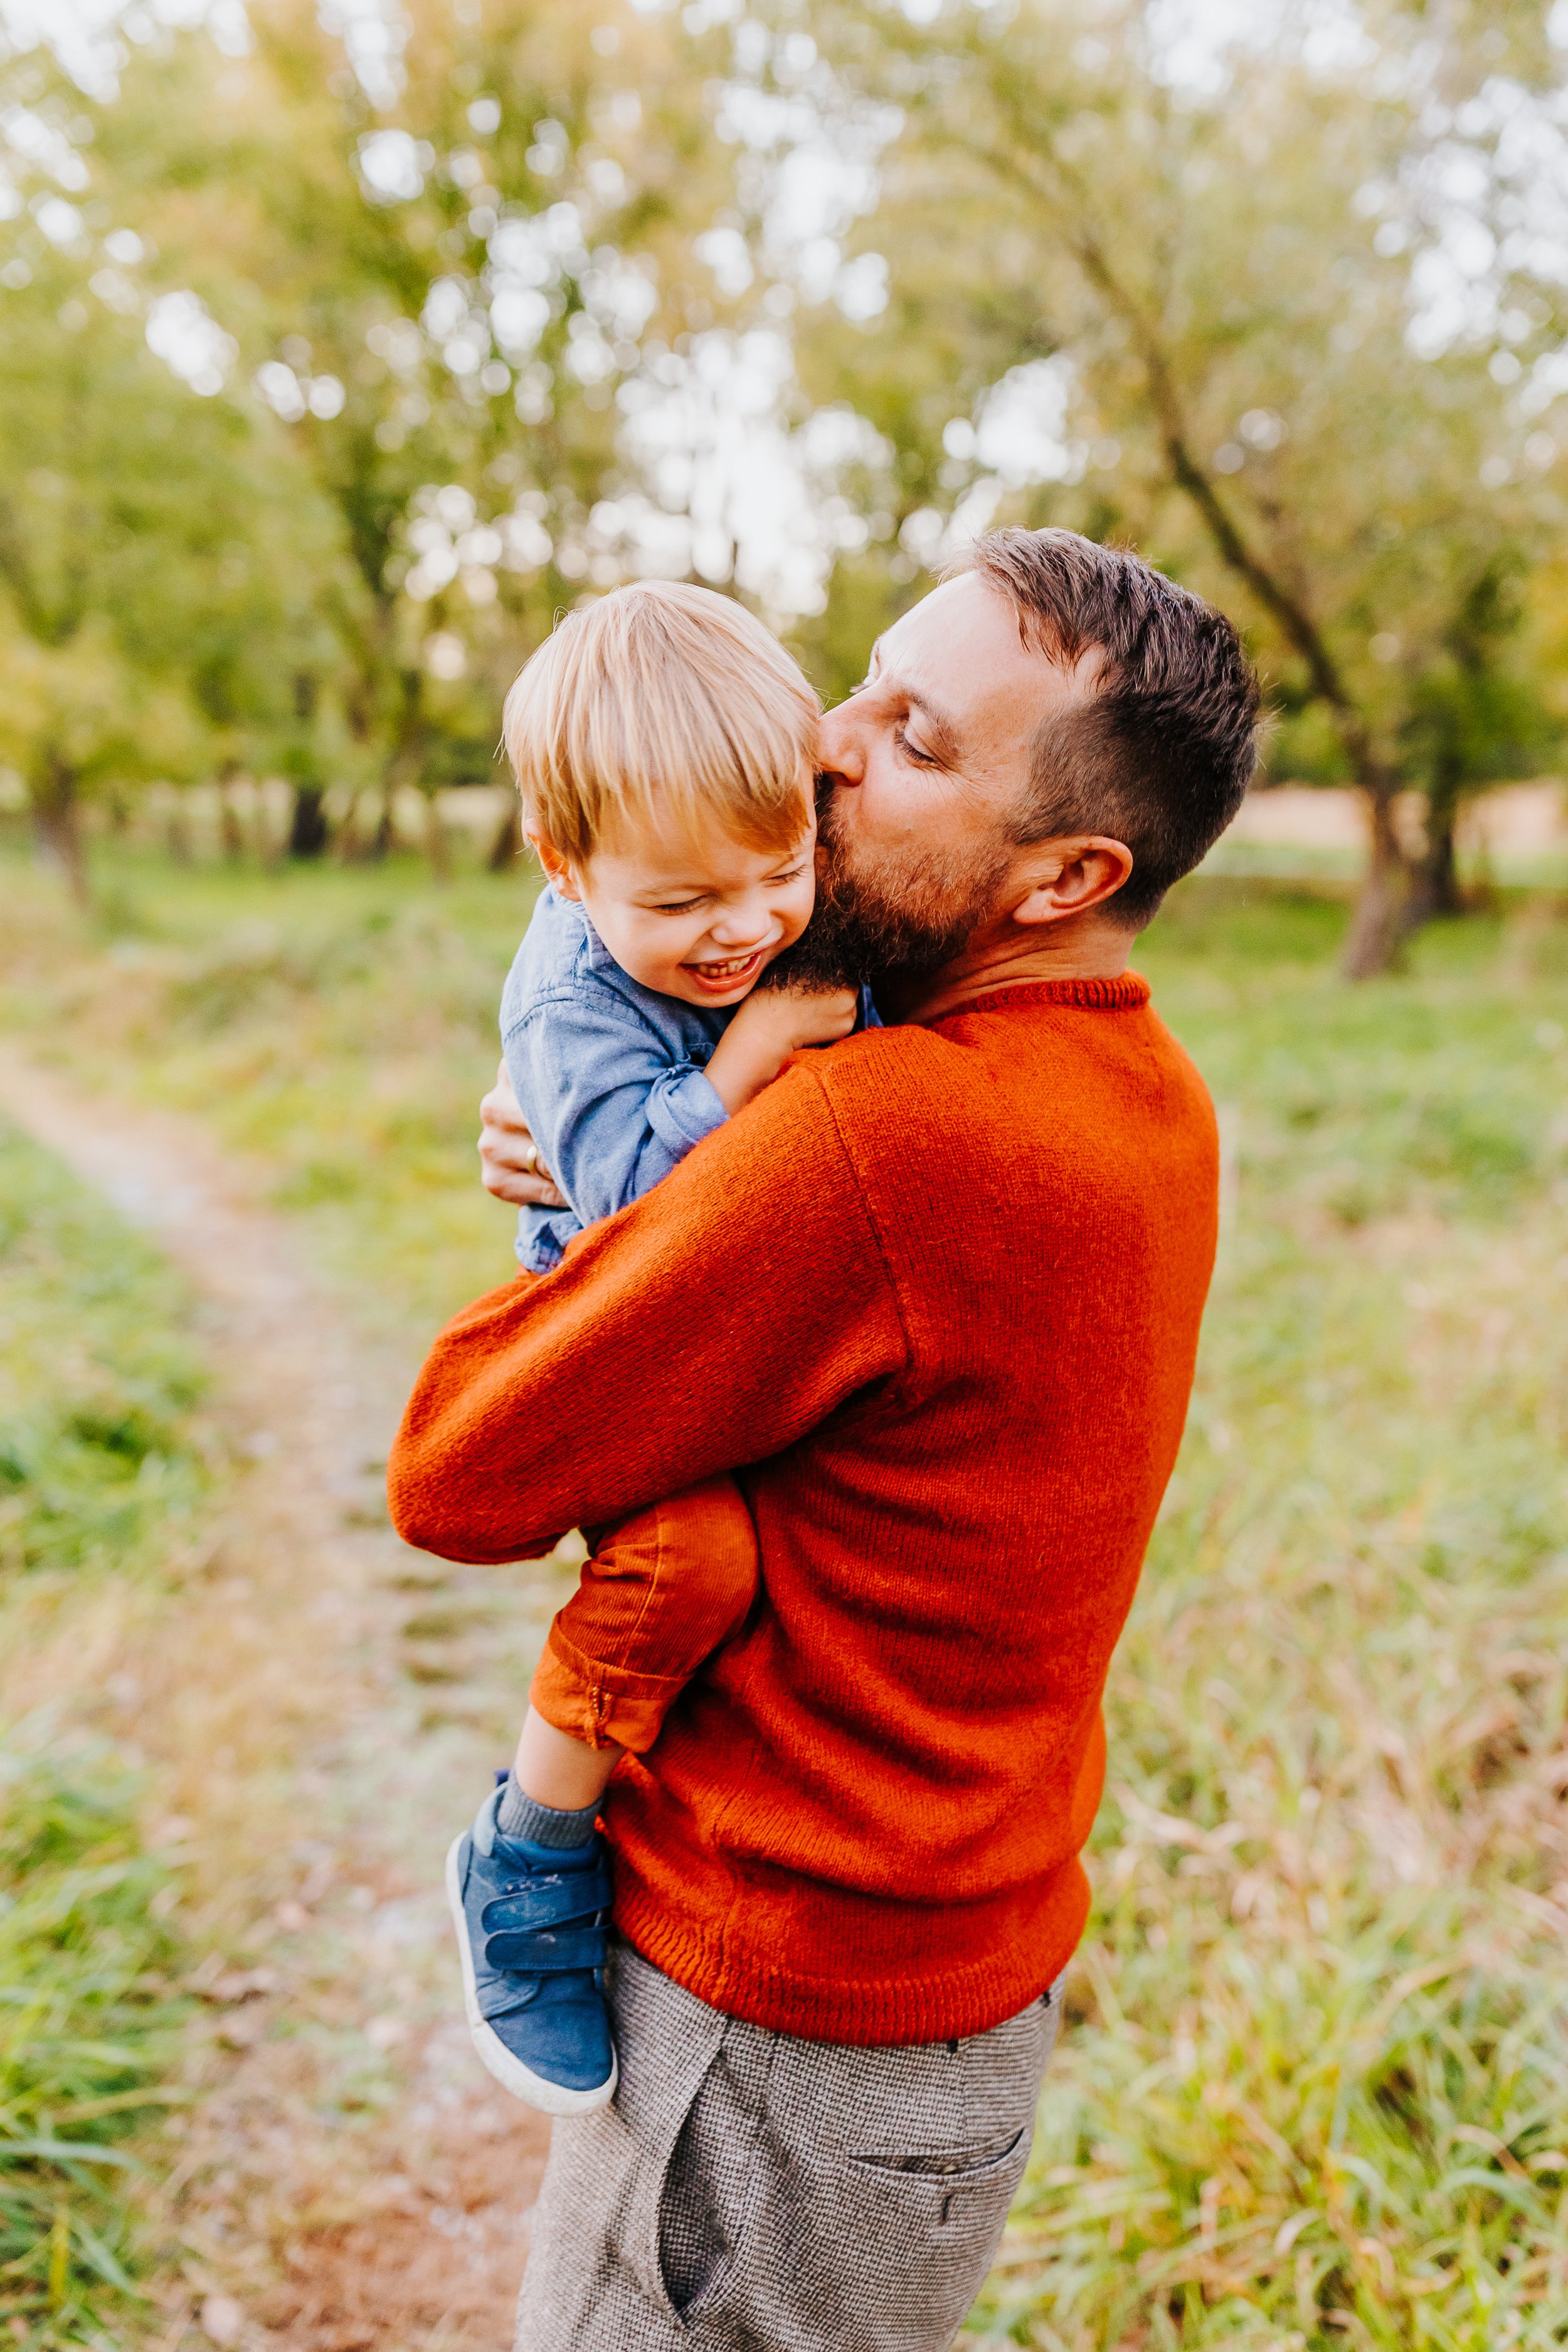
[521,1142,540,1176]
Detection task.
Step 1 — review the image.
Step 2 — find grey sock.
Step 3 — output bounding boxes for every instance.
[495,1772,598,1850]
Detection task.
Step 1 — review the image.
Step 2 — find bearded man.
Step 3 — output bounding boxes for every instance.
[388,527,1259,2352]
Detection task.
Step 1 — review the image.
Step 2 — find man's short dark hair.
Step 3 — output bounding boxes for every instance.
[950,528,1261,928]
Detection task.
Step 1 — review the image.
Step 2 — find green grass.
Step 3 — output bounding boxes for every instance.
[0,1125,211,1581]
[0,1125,205,2343]
[0,1732,188,2346]
[1,845,1566,2346]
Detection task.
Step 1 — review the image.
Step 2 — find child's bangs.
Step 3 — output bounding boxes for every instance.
[599,698,815,865]
[504,581,820,864]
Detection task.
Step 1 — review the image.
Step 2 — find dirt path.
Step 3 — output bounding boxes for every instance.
[0,1049,554,2352]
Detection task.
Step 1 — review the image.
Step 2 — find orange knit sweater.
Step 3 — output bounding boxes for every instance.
[389,975,1217,2045]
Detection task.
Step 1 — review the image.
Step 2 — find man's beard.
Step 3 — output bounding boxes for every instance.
[760,784,1011,995]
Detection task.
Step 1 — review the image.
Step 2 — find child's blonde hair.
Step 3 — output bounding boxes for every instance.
[502,581,820,865]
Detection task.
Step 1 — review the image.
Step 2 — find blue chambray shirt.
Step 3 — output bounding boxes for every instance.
[501,884,877,1271]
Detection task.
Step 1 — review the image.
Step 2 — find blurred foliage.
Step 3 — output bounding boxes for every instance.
[94,0,739,854]
[0,0,737,875]
[0,228,341,901]
[3,0,1568,948]
[763,0,1568,967]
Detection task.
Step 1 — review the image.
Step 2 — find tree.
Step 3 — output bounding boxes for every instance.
[767,0,1567,970]
[1400,556,1554,921]
[88,0,742,864]
[0,144,346,898]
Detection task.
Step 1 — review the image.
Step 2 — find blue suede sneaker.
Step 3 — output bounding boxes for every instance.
[445,1784,617,2114]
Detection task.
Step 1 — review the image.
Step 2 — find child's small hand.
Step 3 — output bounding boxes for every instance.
[758,983,861,1052]
[704,983,860,1115]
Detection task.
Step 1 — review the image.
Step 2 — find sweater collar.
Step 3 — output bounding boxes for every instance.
[930,972,1151,1021]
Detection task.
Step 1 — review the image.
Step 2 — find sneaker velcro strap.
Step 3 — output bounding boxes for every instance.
[480,1865,612,1935]
[484,1922,609,1973]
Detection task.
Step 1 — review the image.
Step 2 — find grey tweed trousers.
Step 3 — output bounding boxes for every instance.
[514,1941,1061,2352]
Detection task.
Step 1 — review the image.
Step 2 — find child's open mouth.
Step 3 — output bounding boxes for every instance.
[682,949,766,991]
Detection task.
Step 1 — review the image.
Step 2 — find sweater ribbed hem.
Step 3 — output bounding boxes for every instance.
[950,972,1151,1018]
[610,1863,1091,2048]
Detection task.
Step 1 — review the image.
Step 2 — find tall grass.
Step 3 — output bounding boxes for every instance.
[1,1733,187,2345]
[0,1123,206,2343]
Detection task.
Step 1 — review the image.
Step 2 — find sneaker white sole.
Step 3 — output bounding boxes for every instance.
[444,1834,619,2116]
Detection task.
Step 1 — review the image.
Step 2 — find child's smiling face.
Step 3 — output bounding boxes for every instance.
[535,780,818,1009]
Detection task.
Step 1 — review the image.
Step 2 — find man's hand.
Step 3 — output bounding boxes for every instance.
[479,1060,569,1207]
[704,984,859,1116]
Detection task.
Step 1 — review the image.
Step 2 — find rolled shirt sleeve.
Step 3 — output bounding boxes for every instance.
[529,1475,761,1752]
[644,1061,729,1162]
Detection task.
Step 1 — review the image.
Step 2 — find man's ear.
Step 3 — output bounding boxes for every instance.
[1009,836,1134,929]
[529,829,582,900]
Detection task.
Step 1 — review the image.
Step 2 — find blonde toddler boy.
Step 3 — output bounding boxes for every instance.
[447,582,869,2114]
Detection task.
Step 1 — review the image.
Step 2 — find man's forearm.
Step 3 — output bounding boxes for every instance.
[388,1063,906,1564]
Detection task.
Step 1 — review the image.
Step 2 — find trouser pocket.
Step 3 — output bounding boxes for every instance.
[596,1947,729,2323]
[655,2043,767,2324]
[822,2125,1035,2349]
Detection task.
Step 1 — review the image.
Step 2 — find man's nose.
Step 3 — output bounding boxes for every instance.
[817,702,865,787]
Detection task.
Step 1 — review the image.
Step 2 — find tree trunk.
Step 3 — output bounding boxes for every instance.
[32,756,90,908]
[421,787,451,880]
[1340,785,1410,979]
[487,795,524,873]
[165,790,192,864]
[288,783,329,859]
[385,664,433,871]
[260,780,287,866]
[1402,784,1465,931]
[219,768,247,862]
[339,788,393,862]
[333,789,367,862]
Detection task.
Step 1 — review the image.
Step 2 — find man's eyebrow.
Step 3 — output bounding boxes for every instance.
[879,672,967,766]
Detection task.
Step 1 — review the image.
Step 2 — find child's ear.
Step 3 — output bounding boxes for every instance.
[528,830,581,899]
